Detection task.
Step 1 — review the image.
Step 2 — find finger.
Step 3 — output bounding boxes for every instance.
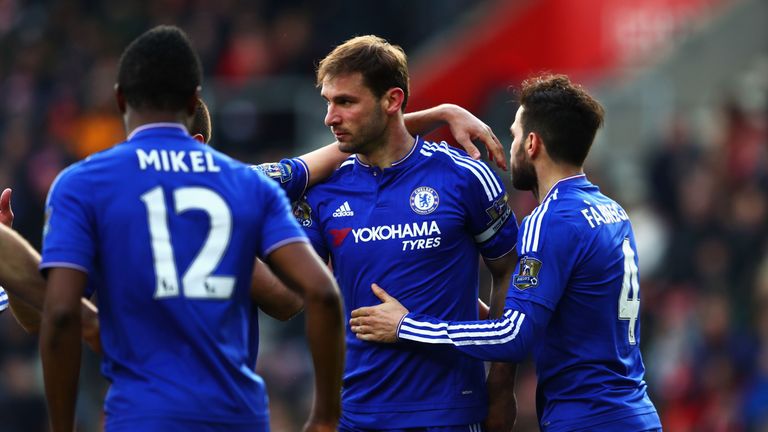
[482,129,506,171]
[350,306,371,318]
[370,283,392,303]
[491,132,508,171]
[456,135,481,160]
[0,188,11,214]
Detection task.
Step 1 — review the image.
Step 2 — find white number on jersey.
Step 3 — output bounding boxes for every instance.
[141,186,235,300]
[618,237,640,345]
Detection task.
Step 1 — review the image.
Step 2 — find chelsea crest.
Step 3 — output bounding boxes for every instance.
[410,186,439,215]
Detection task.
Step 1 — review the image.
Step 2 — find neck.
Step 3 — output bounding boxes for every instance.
[534,163,583,203]
[357,119,415,169]
[123,109,190,137]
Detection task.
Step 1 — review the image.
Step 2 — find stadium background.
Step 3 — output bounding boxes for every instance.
[0,0,766,430]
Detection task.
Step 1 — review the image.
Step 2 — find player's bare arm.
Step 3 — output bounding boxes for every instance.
[250,258,303,320]
[39,267,87,432]
[0,224,46,321]
[0,190,101,352]
[265,241,344,430]
[0,187,42,330]
[483,253,519,432]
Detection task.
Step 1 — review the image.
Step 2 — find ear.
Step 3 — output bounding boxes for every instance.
[527,131,543,159]
[114,84,127,114]
[382,87,405,115]
[192,134,206,144]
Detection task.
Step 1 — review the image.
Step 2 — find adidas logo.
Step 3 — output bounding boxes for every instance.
[332,201,355,217]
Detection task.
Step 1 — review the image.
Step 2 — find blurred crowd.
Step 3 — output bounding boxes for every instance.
[636,65,768,430]
[1,1,767,431]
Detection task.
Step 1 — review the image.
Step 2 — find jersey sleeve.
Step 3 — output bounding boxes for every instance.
[461,160,518,259]
[290,194,329,262]
[0,287,8,313]
[251,157,309,202]
[40,166,98,275]
[509,204,582,310]
[255,175,310,258]
[396,296,551,363]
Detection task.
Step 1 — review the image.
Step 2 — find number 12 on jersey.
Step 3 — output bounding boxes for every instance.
[619,237,640,345]
[141,186,235,300]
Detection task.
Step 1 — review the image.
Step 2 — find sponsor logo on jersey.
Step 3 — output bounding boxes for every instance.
[513,256,542,290]
[332,201,355,217]
[327,220,443,250]
[351,221,441,243]
[329,228,352,247]
[292,199,312,227]
[252,162,293,184]
[410,186,439,215]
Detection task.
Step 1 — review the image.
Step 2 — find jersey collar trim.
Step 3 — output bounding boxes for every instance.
[354,135,420,170]
[542,174,587,201]
[127,123,190,141]
[390,135,420,167]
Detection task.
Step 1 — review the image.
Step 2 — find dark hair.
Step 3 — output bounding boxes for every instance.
[519,74,604,166]
[191,98,211,143]
[117,25,202,111]
[316,35,410,112]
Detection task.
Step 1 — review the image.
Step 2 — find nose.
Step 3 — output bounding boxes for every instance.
[324,104,340,127]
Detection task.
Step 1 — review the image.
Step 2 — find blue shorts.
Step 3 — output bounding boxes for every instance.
[338,422,484,432]
[106,417,270,432]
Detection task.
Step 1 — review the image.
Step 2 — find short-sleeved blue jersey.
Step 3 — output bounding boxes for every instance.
[398,175,661,431]
[40,124,308,431]
[277,137,518,428]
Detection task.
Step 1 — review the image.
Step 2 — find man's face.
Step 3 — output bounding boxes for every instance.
[321,72,387,155]
[510,106,537,191]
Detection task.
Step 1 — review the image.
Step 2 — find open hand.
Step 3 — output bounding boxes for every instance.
[445,105,507,171]
[349,284,408,343]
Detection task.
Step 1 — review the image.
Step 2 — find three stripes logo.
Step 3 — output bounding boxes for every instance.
[332,201,355,217]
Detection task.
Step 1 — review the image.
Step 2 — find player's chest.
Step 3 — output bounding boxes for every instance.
[315,181,466,255]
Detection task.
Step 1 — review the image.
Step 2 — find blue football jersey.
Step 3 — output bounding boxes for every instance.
[398,175,661,431]
[40,123,308,431]
[287,138,518,428]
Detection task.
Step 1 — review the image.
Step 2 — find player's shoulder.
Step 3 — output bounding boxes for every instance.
[419,140,504,199]
[518,188,583,254]
[306,155,357,194]
[419,140,491,172]
[329,154,357,180]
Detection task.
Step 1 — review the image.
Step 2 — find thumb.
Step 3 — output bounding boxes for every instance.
[0,188,12,214]
[370,283,393,303]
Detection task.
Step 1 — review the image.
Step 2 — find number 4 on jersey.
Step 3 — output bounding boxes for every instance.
[619,237,640,345]
[141,186,235,300]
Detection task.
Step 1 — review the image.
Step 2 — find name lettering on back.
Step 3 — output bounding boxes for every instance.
[136,149,221,173]
[580,201,629,228]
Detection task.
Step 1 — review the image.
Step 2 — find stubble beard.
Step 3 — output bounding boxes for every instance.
[338,106,387,156]
[511,151,537,192]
